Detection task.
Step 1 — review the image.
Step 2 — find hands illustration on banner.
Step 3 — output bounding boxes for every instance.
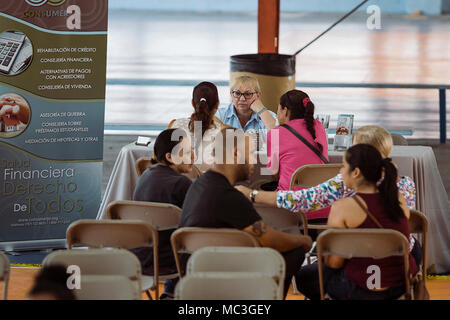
[0,94,30,124]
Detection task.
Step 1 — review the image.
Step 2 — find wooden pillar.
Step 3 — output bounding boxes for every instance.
[258,0,280,53]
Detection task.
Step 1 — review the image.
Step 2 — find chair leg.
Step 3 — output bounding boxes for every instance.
[145,290,153,300]
[291,277,299,295]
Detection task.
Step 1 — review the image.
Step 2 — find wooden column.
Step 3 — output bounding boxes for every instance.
[258,0,280,53]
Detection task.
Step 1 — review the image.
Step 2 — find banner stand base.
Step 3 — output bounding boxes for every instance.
[0,239,66,252]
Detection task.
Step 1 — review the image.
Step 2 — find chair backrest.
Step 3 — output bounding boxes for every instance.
[175,272,281,300]
[66,219,156,250]
[136,156,202,180]
[136,157,152,176]
[408,210,428,279]
[186,246,285,296]
[289,163,342,189]
[43,248,142,292]
[316,228,411,300]
[107,200,181,230]
[0,251,10,300]
[75,275,141,300]
[170,227,260,278]
[253,203,308,235]
[391,134,408,146]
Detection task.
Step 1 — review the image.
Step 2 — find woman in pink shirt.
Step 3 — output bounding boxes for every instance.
[267,89,328,191]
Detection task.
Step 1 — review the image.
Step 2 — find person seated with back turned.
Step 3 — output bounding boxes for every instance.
[215,75,277,133]
[236,125,416,224]
[168,81,229,172]
[179,128,312,299]
[236,125,421,260]
[133,128,193,299]
[296,144,417,300]
[267,89,328,191]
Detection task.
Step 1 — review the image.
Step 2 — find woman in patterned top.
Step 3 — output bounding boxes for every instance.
[236,125,419,253]
[237,125,415,213]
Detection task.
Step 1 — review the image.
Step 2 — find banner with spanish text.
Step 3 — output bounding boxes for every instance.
[0,0,108,250]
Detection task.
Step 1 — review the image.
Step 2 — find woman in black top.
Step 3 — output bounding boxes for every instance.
[133,128,194,299]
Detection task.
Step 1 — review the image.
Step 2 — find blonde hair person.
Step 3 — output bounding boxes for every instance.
[230,75,262,95]
[215,75,277,133]
[352,125,392,158]
[235,125,416,215]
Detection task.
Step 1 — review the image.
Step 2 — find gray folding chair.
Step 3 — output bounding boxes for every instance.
[289,163,342,190]
[186,246,285,297]
[316,228,412,300]
[135,157,152,176]
[289,163,342,246]
[253,203,308,236]
[107,200,181,294]
[175,272,281,300]
[107,200,181,229]
[170,227,260,279]
[0,251,10,300]
[76,275,141,300]
[66,219,157,299]
[135,158,201,180]
[409,210,429,282]
[43,248,142,297]
[253,203,308,294]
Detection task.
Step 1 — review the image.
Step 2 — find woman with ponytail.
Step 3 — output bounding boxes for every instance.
[169,81,228,171]
[295,144,418,300]
[266,89,328,191]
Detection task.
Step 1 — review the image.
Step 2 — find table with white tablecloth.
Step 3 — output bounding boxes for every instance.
[97,142,450,273]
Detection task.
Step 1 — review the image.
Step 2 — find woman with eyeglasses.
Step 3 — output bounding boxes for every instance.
[215,75,277,132]
[266,89,328,191]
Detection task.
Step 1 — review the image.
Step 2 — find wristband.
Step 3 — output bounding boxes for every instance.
[256,107,267,117]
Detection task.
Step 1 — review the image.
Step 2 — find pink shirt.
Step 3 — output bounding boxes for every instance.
[267,119,329,191]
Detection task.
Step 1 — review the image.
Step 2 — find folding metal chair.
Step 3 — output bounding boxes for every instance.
[66,219,157,299]
[408,210,429,284]
[170,227,260,279]
[108,200,181,295]
[135,157,152,176]
[186,246,285,297]
[253,202,308,295]
[0,251,10,300]
[43,248,142,298]
[76,275,141,300]
[175,272,281,300]
[289,163,343,190]
[316,228,412,300]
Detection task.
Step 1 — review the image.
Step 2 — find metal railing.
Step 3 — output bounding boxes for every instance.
[106,79,449,143]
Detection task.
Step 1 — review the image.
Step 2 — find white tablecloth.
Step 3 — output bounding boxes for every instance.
[98,143,450,273]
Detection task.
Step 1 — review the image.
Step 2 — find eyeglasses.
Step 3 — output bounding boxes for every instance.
[231,91,256,99]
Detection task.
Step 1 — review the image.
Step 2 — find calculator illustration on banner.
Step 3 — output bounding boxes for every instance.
[0,31,26,74]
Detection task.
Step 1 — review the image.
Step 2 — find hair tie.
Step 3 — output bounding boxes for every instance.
[200,98,207,102]
[302,97,311,107]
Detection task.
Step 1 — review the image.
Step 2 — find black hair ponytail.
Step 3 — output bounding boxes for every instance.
[189,81,219,136]
[345,144,404,222]
[280,89,322,153]
[378,157,403,222]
